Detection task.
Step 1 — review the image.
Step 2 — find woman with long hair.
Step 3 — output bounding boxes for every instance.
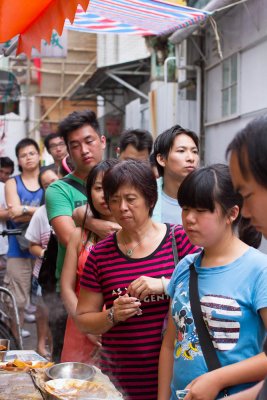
[60,159,118,363]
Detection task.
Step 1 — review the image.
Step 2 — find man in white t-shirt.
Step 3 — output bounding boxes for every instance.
[152,125,200,225]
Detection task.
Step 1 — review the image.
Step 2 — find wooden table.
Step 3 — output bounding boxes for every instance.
[0,371,43,399]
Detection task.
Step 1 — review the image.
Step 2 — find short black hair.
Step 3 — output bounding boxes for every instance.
[58,110,100,146]
[178,164,242,216]
[102,159,158,217]
[86,159,119,219]
[178,164,262,247]
[237,218,262,249]
[120,129,153,154]
[226,115,267,189]
[149,152,157,168]
[15,138,40,158]
[44,133,64,152]
[0,157,14,174]
[38,165,58,188]
[154,125,199,176]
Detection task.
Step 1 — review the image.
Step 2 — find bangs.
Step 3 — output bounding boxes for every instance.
[109,170,130,196]
[178,168,216,212]
[102,160,158,216]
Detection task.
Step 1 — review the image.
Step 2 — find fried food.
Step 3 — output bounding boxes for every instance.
[0,359,54,372]
[44,379,123,399]
[0,345,7,351]
[33,361,54,369]
[13,359,32,368]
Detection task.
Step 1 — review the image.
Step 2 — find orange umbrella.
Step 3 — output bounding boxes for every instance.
[0,0,89,56]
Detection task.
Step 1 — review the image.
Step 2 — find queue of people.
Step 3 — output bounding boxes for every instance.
[0,109,267,400]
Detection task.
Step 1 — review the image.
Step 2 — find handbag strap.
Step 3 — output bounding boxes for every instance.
[62,176,86,196]
[189,263,221,370]
[189,262,229,396]
[171,225,179,265]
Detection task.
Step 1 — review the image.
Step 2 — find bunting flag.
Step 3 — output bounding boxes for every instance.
[0,0,90,56]
[66,0,211,36]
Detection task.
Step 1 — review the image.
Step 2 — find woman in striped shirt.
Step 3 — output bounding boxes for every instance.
[76,159,199,400]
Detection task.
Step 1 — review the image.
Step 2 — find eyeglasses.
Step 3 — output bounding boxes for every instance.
[49,142,66,150]
[19,151,39,159]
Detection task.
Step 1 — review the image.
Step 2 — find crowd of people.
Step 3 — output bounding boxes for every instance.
[0,109,267,400]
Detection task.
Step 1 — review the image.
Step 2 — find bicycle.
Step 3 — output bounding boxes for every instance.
[0,228,23,350]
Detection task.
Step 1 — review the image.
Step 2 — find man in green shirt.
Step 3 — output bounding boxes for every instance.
[45,110,106,361]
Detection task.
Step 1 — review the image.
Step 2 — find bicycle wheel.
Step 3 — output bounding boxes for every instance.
[0,320,19,349]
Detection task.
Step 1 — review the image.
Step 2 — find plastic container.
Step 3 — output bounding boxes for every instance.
[0,338,10,362]
[176,389,190,399]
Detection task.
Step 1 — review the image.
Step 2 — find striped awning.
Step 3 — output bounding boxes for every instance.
[0,0,210,56]
[66,0,211,36]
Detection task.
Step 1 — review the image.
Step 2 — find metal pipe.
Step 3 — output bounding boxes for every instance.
[163,51,201,134]
[176,49,202,138]
[2,39,18,57]
[106,72,149,100]
[164,56,176,84]
[0,286,23,349]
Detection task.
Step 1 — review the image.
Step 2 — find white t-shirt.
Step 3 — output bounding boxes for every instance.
[161,190,182,225]
[0,182,8,255]
[25,204,51,277]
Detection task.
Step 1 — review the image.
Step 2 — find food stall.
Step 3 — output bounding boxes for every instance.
[0,350,124,399]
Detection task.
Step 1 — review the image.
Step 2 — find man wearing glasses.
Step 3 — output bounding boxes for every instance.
[44,133,68,176]
[4,138,43,338]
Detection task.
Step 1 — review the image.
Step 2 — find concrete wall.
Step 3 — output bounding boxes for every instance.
[97,35,150,67]
[0,96,40,174]
[204,0,267,164]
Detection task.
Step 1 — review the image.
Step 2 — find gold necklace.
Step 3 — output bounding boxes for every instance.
[121,234,147,257]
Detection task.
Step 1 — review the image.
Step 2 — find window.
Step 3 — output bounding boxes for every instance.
[222,54,238,117]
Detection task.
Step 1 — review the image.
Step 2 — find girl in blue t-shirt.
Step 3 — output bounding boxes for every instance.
[158,164,267,400]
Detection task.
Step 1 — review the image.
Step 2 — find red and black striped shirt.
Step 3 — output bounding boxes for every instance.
[80,223,199,400]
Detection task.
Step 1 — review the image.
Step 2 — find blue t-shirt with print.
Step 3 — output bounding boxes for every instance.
[168,247,267,399]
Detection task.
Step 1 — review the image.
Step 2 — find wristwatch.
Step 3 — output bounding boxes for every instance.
[22,205,29,214]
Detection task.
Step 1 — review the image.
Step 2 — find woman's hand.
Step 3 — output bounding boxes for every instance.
[113,294,142,322]
[184,372,223,400]
[128,276,166,301]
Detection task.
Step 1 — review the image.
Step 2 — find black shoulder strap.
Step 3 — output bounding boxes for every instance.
[171,224,179,265]
[62,176,86,196]
[189,263,222,371]
[189,263,229,397]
